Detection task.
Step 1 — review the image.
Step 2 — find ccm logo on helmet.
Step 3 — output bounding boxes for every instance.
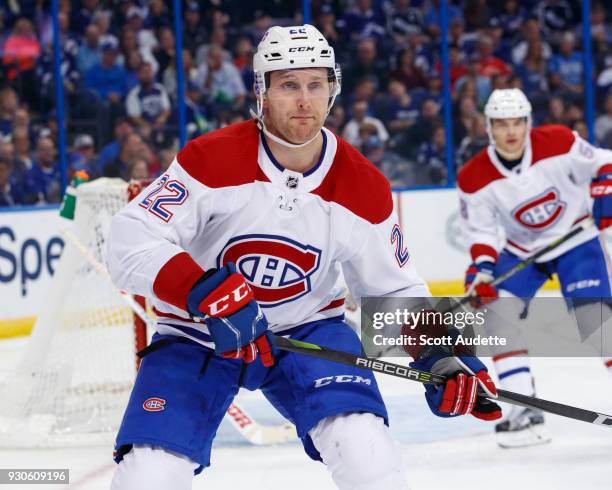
[512,187,566,230]
[143,397,166,412]
[217,234,321,308]
[288,47,315,52]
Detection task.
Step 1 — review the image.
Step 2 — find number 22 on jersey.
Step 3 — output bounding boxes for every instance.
[391,224,409,267]
[139,174,189,222]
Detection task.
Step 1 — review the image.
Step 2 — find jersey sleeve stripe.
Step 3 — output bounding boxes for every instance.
[153,252,205,310]
[470,244,499,263]
[153,307,195,322]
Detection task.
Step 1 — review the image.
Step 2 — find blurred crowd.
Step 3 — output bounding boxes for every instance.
[1,0,612,206]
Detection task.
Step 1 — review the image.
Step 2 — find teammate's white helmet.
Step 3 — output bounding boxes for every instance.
[251,24,342,148]
[484,88,532,147]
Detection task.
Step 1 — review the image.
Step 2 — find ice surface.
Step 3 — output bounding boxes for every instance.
[1,333,610,489]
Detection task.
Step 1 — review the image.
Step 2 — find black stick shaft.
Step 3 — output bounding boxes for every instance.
[491,225,585,287]
[452,225,586,310]
[274,335,612,428]
[274,335,446,384]
[496,389,612,427]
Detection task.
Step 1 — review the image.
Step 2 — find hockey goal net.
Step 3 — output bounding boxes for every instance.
[0,178,146,447]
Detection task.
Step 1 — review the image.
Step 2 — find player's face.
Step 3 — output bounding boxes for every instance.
[491,117,527,156]
[264,68,331,145]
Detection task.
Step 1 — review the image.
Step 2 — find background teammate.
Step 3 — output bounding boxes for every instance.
[458,88,612,447]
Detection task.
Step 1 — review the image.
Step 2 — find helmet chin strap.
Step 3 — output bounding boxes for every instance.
[249,108,321,149]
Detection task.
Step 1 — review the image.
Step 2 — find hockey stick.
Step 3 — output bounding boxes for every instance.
[273,335,612,428]
[452,224,588,310]
[63,228,297,446]
[355,224,590,358]
[225,401,297,445]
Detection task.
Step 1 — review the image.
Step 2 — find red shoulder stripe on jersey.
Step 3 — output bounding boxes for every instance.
[458,125,577,193]
[492,349,529,362]
[311,135,393,224]
[176,120,270,188]
[597,164,612,177]
[470,244,498,263]
[153,252,205,310]
[530,125,575,166]
[457,150,505,194]
[605,359,612,368]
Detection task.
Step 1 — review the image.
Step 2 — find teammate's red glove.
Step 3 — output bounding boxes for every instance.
[597,218,612,230]
[464,261,498,308]
[591,165,612,230]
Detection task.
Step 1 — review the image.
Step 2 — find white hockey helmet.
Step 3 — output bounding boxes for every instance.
[251,24,342,148]
[484,88,532,147]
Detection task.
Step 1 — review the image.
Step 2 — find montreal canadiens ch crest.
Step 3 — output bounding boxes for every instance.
[217,235,322,307]
[511,187,566,230]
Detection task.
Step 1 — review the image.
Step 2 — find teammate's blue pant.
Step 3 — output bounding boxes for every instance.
[113,317,388,474]
[495,237,611,298]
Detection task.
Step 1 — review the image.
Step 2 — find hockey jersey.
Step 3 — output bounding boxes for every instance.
[107,120,429,347]
[457,125,612,264]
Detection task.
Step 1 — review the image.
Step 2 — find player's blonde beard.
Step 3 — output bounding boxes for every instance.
[251,107,326,149]
[265,111,325,148]
[251,76,339,149]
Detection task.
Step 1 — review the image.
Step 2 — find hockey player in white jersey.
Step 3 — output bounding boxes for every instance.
[108,25,501,489]
[458,88,612,447]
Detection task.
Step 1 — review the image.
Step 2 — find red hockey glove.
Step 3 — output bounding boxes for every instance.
[187,264,276,367]
[591,165,612,230]
[411,349,502,421]
[220,331,275,367]
[464,261,498,308]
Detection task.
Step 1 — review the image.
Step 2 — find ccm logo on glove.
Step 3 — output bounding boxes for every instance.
[201,276,253,317]
[590,182,612,196]
[187,263,275,367]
